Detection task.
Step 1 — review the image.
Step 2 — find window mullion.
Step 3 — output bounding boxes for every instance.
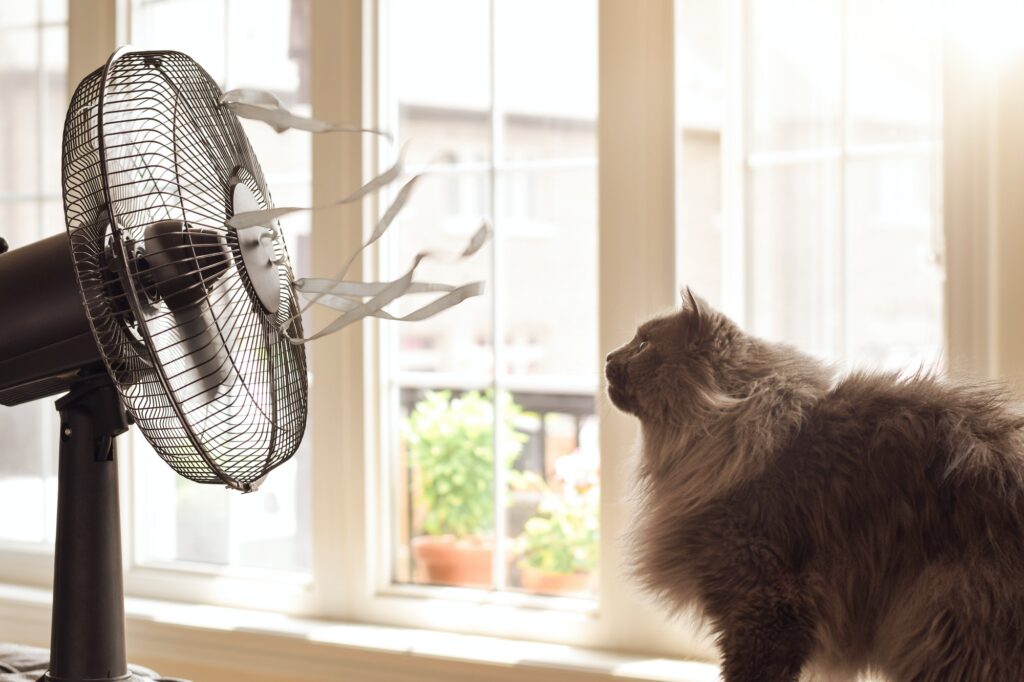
[706,0,750,328]
[835,0,849,363]
[943,34,996,377]
[737,0,753,326]
[598,0,700,657]
[35,0,55,517]
[68,0,116,85]
[488,0,508,594]
[309,0,368,619]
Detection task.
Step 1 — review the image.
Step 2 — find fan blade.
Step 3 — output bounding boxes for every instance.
[169,301,231,410]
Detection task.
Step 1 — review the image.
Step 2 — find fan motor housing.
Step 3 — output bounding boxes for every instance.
[0,233,104,405]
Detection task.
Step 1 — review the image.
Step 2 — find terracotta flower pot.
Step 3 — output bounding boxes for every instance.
[519,565,595,595]
[412,535,495,587]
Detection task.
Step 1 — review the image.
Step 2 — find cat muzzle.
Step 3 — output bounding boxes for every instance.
[605,360,637,413]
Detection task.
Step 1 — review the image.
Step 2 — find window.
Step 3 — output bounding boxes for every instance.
[4,2,1016,677]
[0,0,66,546]
[678,0,943,369]
[379,0,600,598]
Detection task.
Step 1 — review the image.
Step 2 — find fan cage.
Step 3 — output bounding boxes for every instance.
[61,49,308,490]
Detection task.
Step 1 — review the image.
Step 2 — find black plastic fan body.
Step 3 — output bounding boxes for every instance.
[0,48,307,682]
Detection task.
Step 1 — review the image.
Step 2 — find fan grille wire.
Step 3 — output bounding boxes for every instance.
[62,50,308,490]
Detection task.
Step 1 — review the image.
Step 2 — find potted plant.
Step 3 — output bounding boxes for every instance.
[403,390,526,587]
[516,450,599,595]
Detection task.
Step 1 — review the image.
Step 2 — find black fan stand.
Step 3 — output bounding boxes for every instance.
[0,234,130,680]
[44,373,131,682]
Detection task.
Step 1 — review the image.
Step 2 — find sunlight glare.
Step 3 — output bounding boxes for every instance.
[948,0,1024,65]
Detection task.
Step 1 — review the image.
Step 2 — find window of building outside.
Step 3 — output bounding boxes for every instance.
[0,0,67,547]
[380,0,601,599]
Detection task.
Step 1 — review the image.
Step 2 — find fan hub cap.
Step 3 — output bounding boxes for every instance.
[232,182,282,315]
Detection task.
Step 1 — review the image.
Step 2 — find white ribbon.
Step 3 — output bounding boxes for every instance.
[301,282,485,325]
[294,280,457,297]
[225,151,405,230]
[220,89,487,344]
[230,152,458,330]
[290,222,490,344]
[220,88,392,139]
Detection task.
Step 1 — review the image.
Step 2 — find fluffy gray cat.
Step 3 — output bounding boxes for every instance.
[606,290,1024,682]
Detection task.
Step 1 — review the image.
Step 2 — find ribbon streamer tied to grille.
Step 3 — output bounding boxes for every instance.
[220,89,488,344]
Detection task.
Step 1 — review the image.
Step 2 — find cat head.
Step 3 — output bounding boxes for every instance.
[605,289,747,425]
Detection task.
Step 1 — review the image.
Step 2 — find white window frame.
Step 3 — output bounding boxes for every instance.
[0,0,704,660]
[326,0,703,656]
[2,0,1023,678]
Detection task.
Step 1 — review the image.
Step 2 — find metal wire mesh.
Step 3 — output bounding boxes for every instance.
[62,49,308,491]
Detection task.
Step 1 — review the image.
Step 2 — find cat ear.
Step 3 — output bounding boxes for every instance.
[681,286,709,334]
[681,286,706,314]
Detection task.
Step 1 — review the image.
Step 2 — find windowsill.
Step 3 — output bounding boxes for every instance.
[0,583,719,682]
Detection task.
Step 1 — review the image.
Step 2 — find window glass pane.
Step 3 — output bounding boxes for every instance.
[395,388,497,588]
[130,0,227,82]
[384,0,599,599]
[496,0,596,161]
[392,172,494,377]
[497,163,598,596]
[0,401,56,544]
[0,3,38,29]
[0,28,40,195]
[677,0,726,308]
[678,129,724,306]
[0,199,43,251]
[0,3,65,547]
[498,167,596,380]
[506,394,598,596]
[388,174,495,585]
[40,25,66,195]
[678,0,724,132]
[41,0,67,24]
[748,162,840,359]
[845,157,943,369]
[750,0,841,153]
[388,0,491,166]
[40,198,64,245]
[133,434,311,571]
[129,0,312,574]
[847,0,939,146]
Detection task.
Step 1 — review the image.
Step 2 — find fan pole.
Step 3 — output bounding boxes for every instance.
[45,376,131,682]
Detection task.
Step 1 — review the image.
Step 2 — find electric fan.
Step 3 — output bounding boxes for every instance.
[0,47,308,681]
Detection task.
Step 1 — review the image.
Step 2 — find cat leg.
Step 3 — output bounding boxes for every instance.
[687,521,815,682]
[716,597,813,682]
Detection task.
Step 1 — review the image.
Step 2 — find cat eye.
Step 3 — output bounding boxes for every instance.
[637,340,649,352]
